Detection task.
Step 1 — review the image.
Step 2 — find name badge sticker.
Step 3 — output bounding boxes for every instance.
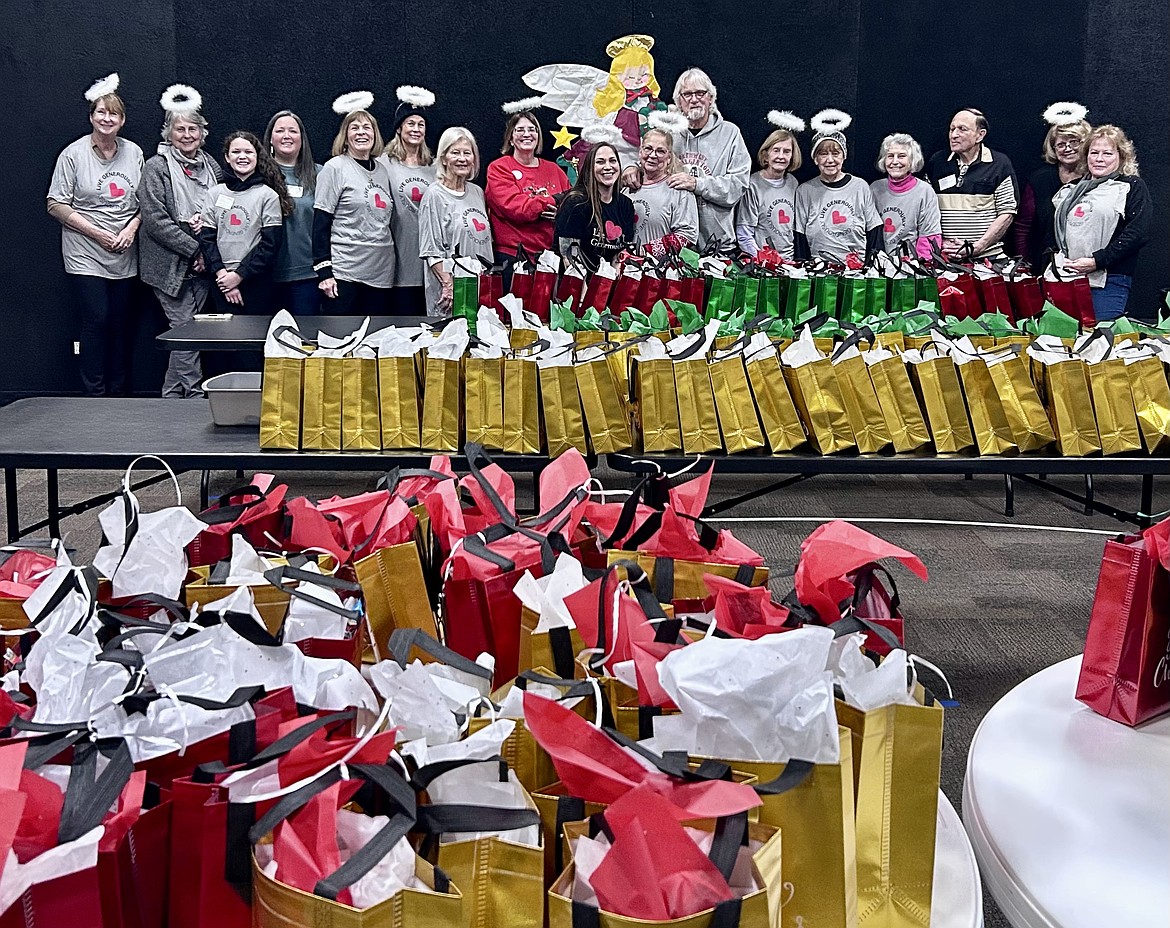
[937,176,956,191]
[287,185,304,198]
[215,195,234,210]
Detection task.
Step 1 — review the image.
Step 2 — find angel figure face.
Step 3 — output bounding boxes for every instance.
[620,63,651,91]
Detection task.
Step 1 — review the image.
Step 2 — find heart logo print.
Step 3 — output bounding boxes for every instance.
[229,213,242,227]
[604,220,623,240]
[831,210,848,225]
[108,182,126,198]
[374,193,388,209]
[472,217,487,232]
[776,208,790,225]
[410,187,423,203]
[1074,206,1085,218]
[884,217,896,233]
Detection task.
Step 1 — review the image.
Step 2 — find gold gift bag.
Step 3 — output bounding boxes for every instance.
[464,356,506,450]
[575,348,634,453]
[548,820,783,928]
[675,358,723,454]
[259,357,305,450]
[833,353,892,454]
[354,538,437,659]
[1126,355,1170,453]
[437,832,543,928]
[300,355,343,451]
[378,355,422,450]
[836,692,944,928]
[1041,358,1102,456]
[539,362,589,457]
[697,728,858,928]
[340,356,381,451]
[984,351,1055,452]
[907,355,974,453]
[606,550,768,603]
[520,606,585,679]
[503,356,543,454]
[709,352,766,454]
[574,330,607,349]
[420,354,462,451]
[865,355,930,453]
[954,356,1017,456]
[782,361,856,455]
[1086,358,1143,455]
[875,331,905,352]
[745,351,807,453]
[632,357,683,453]
[511,327,541,350]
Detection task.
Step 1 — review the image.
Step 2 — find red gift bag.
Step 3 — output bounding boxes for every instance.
[936,276,983,320]
[556,269,586,312]
[633,272,669,313]
[680,275,706,313]
[581,272,616,314]
[974,273,1015,321]
[187,475,288,568]
[1076,520,1170,726]
[1043,271,1096,327]
[610,270,642,314]
[661,274,686,304]
[478,270,505,319]
[528,269,557,322]
[1005,270,1046,320]
[97,781,172,928]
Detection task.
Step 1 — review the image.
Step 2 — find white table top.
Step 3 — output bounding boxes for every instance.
[963,655,1170,928]
[934,790,985,928]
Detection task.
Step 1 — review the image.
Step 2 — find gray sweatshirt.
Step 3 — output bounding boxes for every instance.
[869,178,942,254]
[630,178,699,248]
[417,182,494,315]
[794,175,880,262]
[672,113,751,251]
[736,172,798,257]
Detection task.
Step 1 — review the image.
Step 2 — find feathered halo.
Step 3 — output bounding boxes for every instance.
[333,91,375,115]
[767,110,806,133]
[160,84,203,115]
[396,85,435,108]
[1042,101,1088,127]
[85,73,119,103]
[581,122,624,146]
[647,108,689,136]
[502,95,544,115]
[810,108,852,134]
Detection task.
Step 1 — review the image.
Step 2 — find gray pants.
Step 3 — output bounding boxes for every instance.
[155,277,210,398]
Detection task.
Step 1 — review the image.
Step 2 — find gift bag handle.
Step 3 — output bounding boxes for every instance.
[414,803,541,837]
[515,670,598,701]
[387,627,494,681]
[263,565,361,620]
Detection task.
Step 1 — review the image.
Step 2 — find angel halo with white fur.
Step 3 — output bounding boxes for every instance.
[160,83,202,115]
[1042,101,1088,126]
[647,108,688,136]
[767,110,806,133]
[85,73,120,102]
[396,85,435,108]
[333,90,375,115]
[810,108,852,133]
[502,96,544,115]
[581,122,624,146]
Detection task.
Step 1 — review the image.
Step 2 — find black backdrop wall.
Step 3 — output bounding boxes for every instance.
[2,0,1166,399]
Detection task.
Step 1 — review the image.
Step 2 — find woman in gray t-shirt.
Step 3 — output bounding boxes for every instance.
[869,133,941,259]
[46,75,144,396]
[264,110,322,315]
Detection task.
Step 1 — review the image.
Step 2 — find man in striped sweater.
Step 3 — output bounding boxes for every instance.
[926,108,1018,258]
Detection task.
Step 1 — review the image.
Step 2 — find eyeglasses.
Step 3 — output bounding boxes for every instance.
[1054,139,1081,151]
[641,147,670,157]
[679,90,709,101]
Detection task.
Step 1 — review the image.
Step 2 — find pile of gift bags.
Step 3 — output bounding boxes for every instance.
[0,448,954,928]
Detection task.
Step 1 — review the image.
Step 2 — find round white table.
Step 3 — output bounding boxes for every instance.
[934,790,985,927]
[963,655,1170,928]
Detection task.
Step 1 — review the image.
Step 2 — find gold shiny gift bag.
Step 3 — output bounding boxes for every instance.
[574,330,607,349]
[549,819,783,928]
[606,550,769,603]
[531,782,608,887]
[1086,358,1143,455]
[675,358,724,454]
[575,350,634,453]
[782,361,856,455]
[260,357,304,450]
[300,355,343,451]
[1040,358,1102,456]
[511,327,541,350]
[906,354,974,453]
[833,353,892,454]
[875,331,905,352]
[836,694,944,928]
[464,356,506,450]
[697,729,858,928]
[520,605,586,679]
[710,353,767,454]
[745,349,806,453]
[503,356,544,455]
[953,356,1017,456]
[632,356,683,453]
[436,832,544,928]
[539,363,589,457]
[864,354,930,453]
[340,356,381,451]
[251,845,462,928]
[420,355,462,451]
[1126,356,1170,453]
[354,537,437,659]
[984,351,1056,452]
[378,355,422,450]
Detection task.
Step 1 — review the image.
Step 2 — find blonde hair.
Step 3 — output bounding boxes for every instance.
[89,94,125,117]
[640,128,681,174]
[1041,121,1091,164]
[1081,125,1139,176]
[757,129,803,172]
[384,131,434,166]
[500,112,543,157]
[876,133,924,174]
[435,127,481,185]
[593,46,660,118]
[331,110,384,158]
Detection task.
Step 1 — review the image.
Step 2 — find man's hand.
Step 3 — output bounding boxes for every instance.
[667,172,697,192]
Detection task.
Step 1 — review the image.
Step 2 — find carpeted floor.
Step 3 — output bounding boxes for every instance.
[3,463,1164,927]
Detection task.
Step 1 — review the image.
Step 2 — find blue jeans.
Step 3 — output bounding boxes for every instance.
[273,278,321,315]
[1092,274,1132,322]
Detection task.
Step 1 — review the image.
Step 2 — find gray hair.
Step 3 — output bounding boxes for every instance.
[434,126,480,185]
[876,133,925,174]
[673,67,718,109]
[161,108,209,143]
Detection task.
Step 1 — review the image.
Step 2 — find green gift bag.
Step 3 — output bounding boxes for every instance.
[889,277,918,314]
[706,277,736,320]
[732,275,761,316]
[759,276,783,317]
[865,277,889,318]
[915,275,941,309]
[813,274,842,318]
[784,275,814,320]
[452,276,479,334]
[838,277,869,324]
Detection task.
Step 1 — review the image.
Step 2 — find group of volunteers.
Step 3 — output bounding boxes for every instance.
[50,70,1151,396]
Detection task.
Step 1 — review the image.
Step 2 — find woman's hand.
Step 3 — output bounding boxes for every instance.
[94,228,120,252]
[110,226,137,253]
[192,253,206,273]
[1064,256,1098,275]
[620,165,643,192]
[319,278,338,299]
[436,276,454,314]
[188,213,204,234]
[539,207,558,222]
[217,270,243,293]
[225,287,244,306]
[667,172,697,192]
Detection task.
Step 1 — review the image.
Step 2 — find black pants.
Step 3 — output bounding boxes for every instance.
[273,278,321,315]
[69,273,134,396]
[388,286,425,316]
[207,276,271,373]
[329,280,391,315]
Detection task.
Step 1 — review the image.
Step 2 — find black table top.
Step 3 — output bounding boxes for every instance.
[156,315,437,351]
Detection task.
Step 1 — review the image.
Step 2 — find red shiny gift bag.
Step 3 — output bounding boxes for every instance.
[556,265,586,312]
[936,275,982,320]
[581,272,616,314]
[1005,269,1046,320]
[187,475,288,568]
[97,780,172,928]
[1042,271,1096,327]
[479,269,505,319]
[974,273,1014,321]
[1076,520,1170,726]
[528,269,557,323]
[610,269,642,314]
[680,275,706,312]
[634,272,669,314]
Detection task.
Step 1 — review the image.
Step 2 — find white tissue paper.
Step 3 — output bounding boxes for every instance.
[25,632,130,725]
[472,307,511,359]
[863,343,897,365]
[743,332,778,366]
[400,718,516,770]
[536,250,561,273]
[282,570,353,644]
[263,311,307,358]
[93,497,205,600]
[367,660,464,746]
[334,810,433,907]
[424,756,541,848]
[635,337,669,361]
[513,553,587,633]
[221,534,275,585]
[428,317,470,361]
[826,633,918,712]
[96,695,256,763]
[501,294,544,332]
[651,628,840,764]
[535,328,576,368]
[20,549,98,640]
[665,319,720,363]
[780,326,826,367]
[315,318,372,358]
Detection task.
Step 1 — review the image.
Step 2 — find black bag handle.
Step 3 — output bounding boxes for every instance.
[56,737,136,844]
[387,627,493,682]
[414,803,541,836]
[263,565,361,620]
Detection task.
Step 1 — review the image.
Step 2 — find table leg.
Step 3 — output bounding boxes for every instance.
[1003,474,1014,517]
[1139,474,1154,529]
[1083,474,1094,516]
[47,469,61,539]
[532,464,544,514]
[5,468,18,543]
[200,470,211,510]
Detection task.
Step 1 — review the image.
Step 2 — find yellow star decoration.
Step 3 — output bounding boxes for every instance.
[552,125,578,150]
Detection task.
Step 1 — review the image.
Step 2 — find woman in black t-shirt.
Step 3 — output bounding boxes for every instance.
[554,141,636,272]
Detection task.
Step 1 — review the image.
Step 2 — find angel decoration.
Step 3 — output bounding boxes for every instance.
[523,34,669,181]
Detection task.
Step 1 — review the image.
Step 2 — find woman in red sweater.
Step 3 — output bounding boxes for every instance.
[485,101,569,288]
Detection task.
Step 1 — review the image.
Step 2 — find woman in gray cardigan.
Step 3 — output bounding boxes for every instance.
[139,86,221,398]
